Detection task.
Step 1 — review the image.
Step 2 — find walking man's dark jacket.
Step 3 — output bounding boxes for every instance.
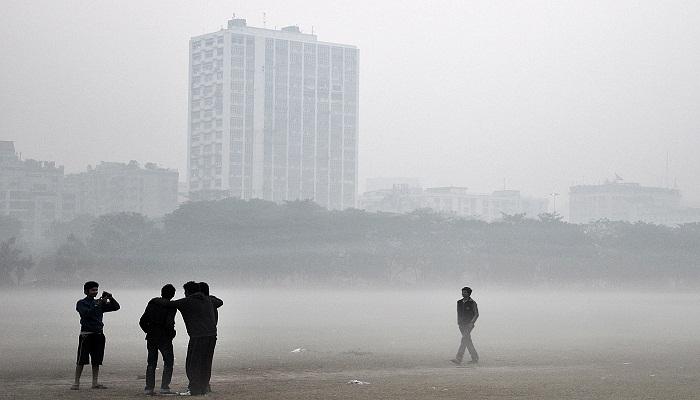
[457,297,479,325]
[76,296,120,332]
[159,292,223,338]
[139,298,177,341]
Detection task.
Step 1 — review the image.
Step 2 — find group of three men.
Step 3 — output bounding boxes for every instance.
[73,280,223,396]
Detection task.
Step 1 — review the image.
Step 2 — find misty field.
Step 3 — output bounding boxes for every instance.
[1,288,700,399]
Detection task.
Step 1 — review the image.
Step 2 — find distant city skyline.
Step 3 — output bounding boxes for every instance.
[4,1,700,208]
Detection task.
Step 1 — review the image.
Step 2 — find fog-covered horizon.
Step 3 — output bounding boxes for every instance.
[3,1,700,206]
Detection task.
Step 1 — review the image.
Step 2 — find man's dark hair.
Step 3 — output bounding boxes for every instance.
[183,281,201,296]
[161,284,176,299]
[462,286,472,295]
[199,282,209,296]
[84,281,99,294]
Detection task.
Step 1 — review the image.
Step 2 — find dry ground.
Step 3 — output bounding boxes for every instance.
[2,289,700,399]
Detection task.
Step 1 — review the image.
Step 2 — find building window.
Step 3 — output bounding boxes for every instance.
[216,48,223,56]
[192,40,201,49]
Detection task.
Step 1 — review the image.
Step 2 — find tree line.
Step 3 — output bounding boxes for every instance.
[2,199,700,288]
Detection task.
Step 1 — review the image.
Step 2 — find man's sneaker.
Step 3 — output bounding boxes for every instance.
[70,384,80,390]
[160,388,177,395]
[144,389,155,396]
[179,390,192,396]
[450,358,462,365]
[91,384,108,389]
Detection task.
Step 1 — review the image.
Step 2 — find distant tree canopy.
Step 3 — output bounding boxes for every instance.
[34,199,700,288]
[44,214,95,245]
[0,238,33,287]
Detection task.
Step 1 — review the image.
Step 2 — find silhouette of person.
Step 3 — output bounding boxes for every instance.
[155,281,222,396]
[451,286,479,365]
[199,282,217,393]
[72,281,120,390]
[140,284,178,395]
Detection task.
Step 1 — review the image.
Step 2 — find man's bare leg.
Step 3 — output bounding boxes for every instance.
[91,365,106,388]
[71,365,83,389]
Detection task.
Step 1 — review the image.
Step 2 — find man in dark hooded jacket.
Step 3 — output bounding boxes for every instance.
[155,281,223,396]
[139,284,177,395]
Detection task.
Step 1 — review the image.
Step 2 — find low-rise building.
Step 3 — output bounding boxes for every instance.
[0,141,65,240]
[65,161,179,218]
[569,181,698,225]
[359,185,548,221]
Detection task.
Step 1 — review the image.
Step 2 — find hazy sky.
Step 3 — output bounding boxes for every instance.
[2,0,700,206]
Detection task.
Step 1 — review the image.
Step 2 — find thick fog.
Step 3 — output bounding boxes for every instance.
[3,1,700,204]
[2,1,700,398]
[2,289,700,398]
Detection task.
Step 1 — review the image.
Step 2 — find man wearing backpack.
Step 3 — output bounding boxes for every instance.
[139,284,178,395]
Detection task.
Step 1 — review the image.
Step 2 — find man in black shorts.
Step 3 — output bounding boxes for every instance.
[71,281,120,390]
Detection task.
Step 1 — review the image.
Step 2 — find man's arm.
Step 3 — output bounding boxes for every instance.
[152,297,186,310]
[457,300,463,325]
[102,295,120,312]
[470,301,479,324]
[210,295,223,309]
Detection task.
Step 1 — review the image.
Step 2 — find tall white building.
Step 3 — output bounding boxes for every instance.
[188,17,359,209]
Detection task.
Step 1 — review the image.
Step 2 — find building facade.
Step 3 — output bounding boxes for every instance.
[65,161,179,218]
[188,18,359,209]
[0,141,65,240]
[569,182,686,224]
[359,185,548,221]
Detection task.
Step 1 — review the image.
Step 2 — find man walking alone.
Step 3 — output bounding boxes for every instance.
[451,286,479,365]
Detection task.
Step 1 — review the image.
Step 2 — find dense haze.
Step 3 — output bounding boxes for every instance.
[3,288,700,374]
[3,0,700,210]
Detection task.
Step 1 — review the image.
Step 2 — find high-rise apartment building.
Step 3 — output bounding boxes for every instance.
[188,17,359,209]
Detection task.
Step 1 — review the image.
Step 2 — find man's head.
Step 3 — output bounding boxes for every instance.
[183,281,201,296]
[161,284,176,300]
[84,281,99,297]
[199,282,210,296]
[461,286,472,299]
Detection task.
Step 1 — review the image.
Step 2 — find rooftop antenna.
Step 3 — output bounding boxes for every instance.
[263,12,266,28]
